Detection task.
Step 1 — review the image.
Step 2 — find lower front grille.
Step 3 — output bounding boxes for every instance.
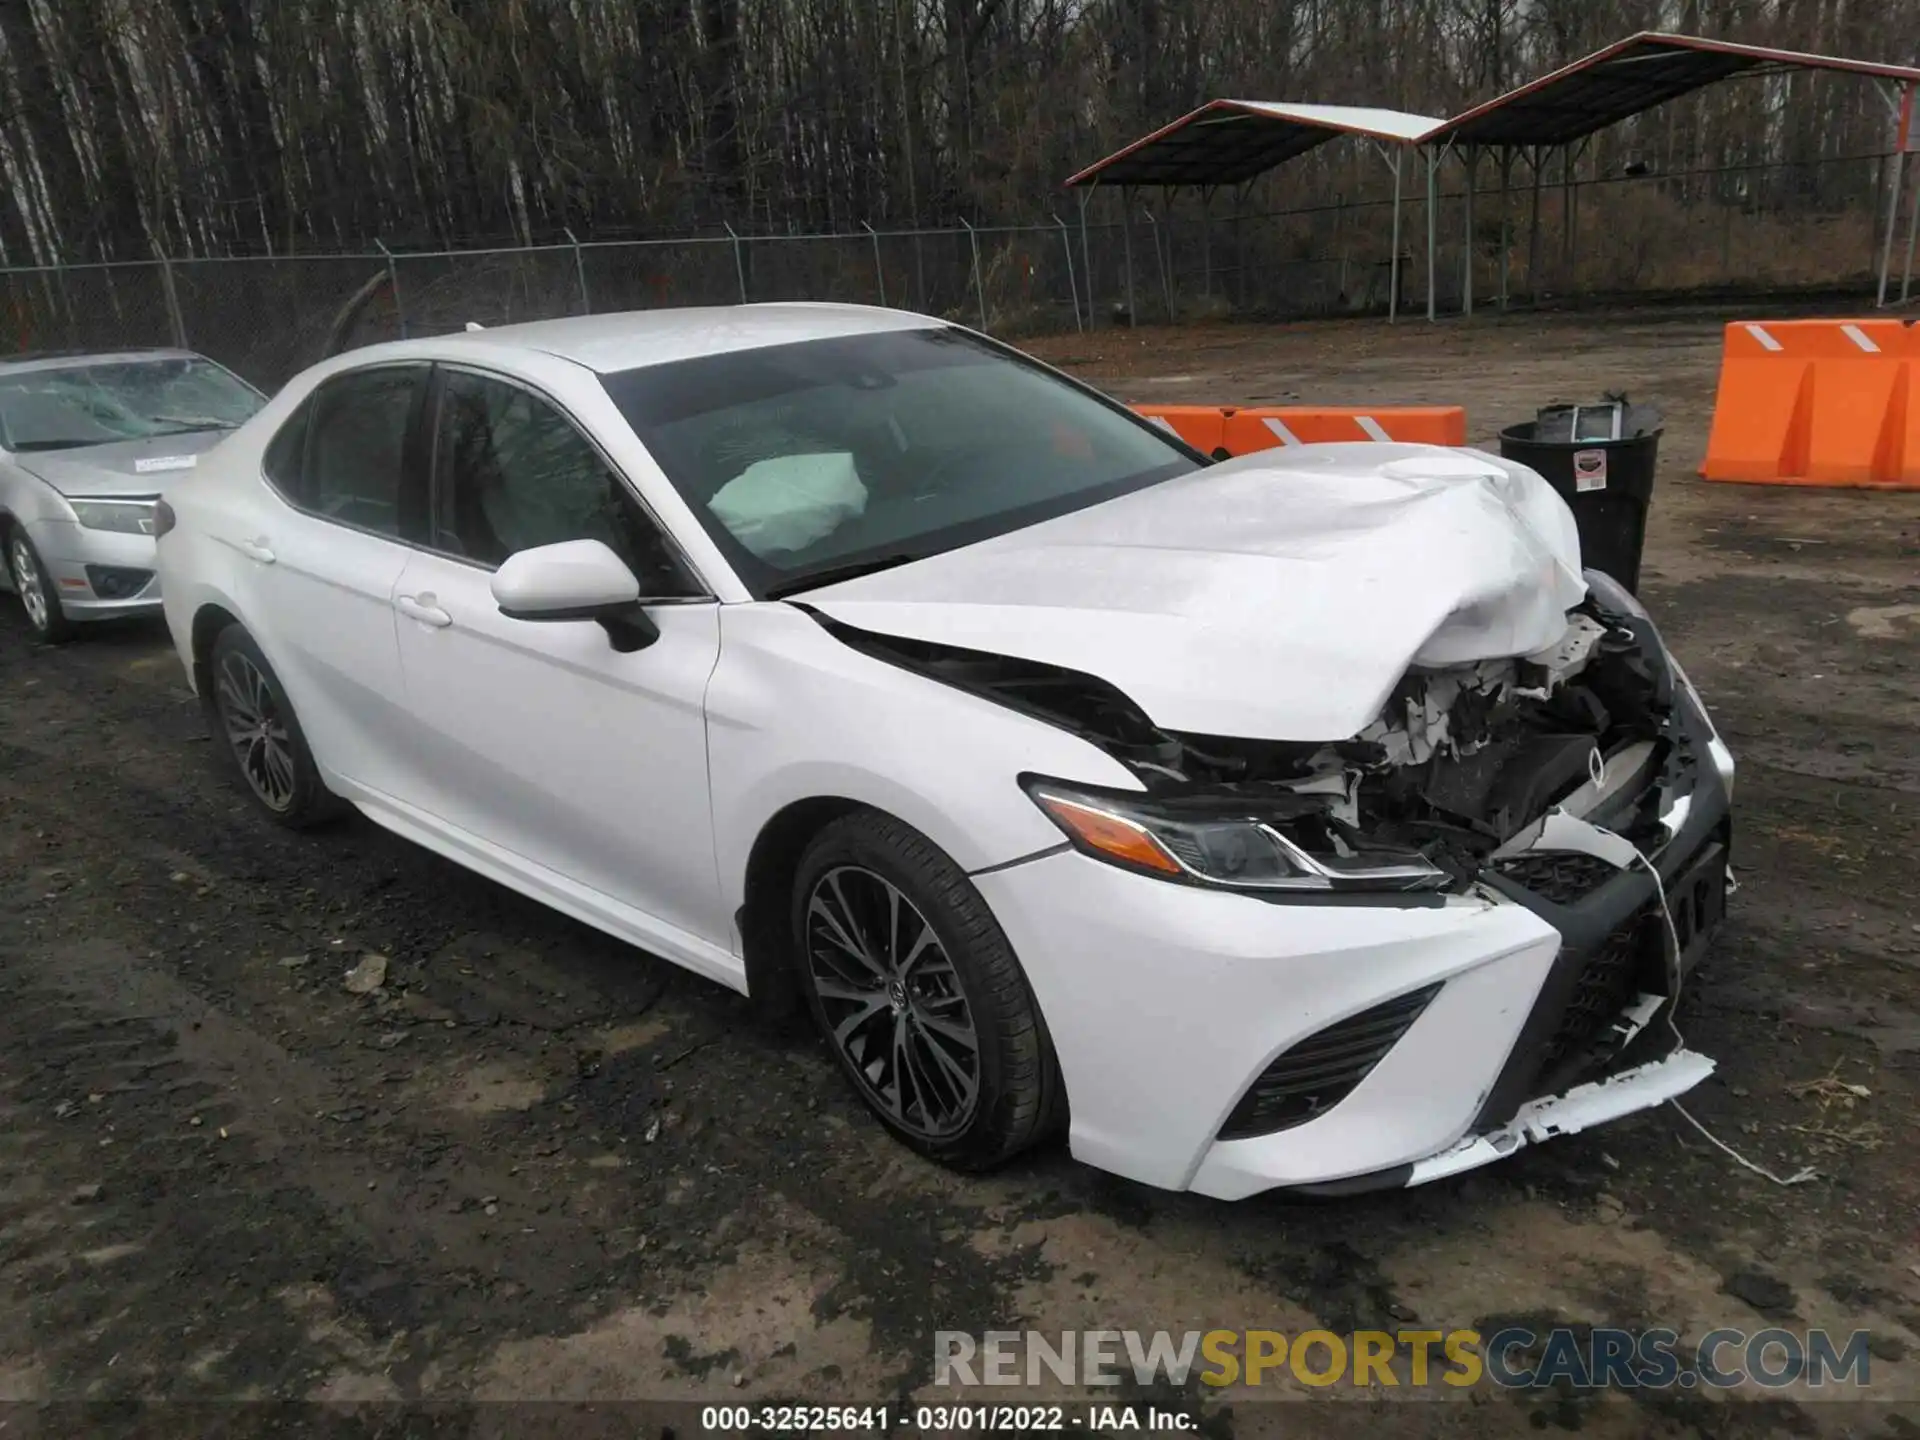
[1218,983,1441,1140]
[83,564,153,599]
[1492,850,1621,906]
[1538,910,1655,1077]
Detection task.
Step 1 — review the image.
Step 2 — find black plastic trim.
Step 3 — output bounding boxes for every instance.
[1471,695,1731,1133]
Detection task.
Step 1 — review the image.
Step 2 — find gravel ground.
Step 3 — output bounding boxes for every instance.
[2,309,1918,1437]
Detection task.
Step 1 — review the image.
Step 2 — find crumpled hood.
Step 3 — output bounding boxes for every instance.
[15,430,232,497]
[805,443,1588,742]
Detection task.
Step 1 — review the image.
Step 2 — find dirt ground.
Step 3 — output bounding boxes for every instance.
[3,310,1919,1438]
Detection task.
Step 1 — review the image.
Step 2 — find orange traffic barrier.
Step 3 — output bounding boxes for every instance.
[1702,319,1920,488]
[1133,404,1228,455]
[1132,404,1466,459]
[1221,405,1466,455]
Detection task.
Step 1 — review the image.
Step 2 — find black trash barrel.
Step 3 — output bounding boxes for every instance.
[1498,402,1662,594]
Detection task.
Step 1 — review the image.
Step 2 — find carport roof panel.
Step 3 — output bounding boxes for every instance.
[1064,100,1443,188]
[1427,31,1920,148]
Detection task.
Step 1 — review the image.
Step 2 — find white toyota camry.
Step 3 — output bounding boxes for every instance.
[155,305,1735,1198]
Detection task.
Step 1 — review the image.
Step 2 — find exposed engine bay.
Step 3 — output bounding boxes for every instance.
[817,595,1695,892]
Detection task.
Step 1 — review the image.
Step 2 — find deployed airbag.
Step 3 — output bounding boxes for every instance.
[709,452,866,557]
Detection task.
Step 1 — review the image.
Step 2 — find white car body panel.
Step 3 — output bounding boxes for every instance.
[806,443,1588,742]
[976,850,1563,1193]
[389,548,731,953]
[704,602,1141,909]
[153,304,1730,1199]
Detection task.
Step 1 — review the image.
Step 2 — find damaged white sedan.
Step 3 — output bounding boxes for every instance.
[154,305,1735,1197]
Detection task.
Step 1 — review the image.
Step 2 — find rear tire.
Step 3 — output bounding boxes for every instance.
[6,526,75,644]
[791,810,1064,1170]
[206,625,344,829]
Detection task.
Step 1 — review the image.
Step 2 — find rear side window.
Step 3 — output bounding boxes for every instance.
[261,400,309,496]
[298,366,426,537]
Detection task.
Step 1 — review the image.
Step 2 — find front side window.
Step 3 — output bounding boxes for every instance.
[431,369,697,596]
[599,327,1198,598]
[0,357,263,453]
[302,366,425,536]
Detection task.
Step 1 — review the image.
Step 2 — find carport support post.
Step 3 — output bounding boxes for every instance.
[1878,154,1905,308]
[1462,145,1476,317]
[1121,187,1137,327]
[1371,140,1404,324]
[1527,147,1543,303]
[1903,156,1920,302]
[1389,149,1403,323]
[1425,146,1438,321]
[1498,149,1513,311]
[1877,82,1910,307]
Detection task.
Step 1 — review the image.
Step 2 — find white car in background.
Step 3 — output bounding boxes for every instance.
[153,305,1735,1198]
[0,349,264,642]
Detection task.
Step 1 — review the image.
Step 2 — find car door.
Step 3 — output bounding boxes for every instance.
[388,363,729,958]
[239,364,428,795]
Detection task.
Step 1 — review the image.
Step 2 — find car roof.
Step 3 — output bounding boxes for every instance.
[0,347,204,377]
[382,303,947,375]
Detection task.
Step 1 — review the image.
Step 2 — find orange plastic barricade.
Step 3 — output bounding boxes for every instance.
[1130,404,1466,459]
[1220,406,1466,455]
[1131,404,1228,456]
[1702,319,1919,488]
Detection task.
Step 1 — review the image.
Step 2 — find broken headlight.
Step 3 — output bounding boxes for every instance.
[1023,779,1448,894]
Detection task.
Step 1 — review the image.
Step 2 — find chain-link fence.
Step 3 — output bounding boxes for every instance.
[0,151,1902,389]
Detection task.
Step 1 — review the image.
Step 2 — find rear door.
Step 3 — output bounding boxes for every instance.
[388,364,730,964]
[238,364,428,794]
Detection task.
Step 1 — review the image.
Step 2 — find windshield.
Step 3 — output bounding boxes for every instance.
[0,357,264,453]
[599,327,1200,598]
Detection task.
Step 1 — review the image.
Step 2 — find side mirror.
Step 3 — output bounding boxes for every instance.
[491,539,660,653]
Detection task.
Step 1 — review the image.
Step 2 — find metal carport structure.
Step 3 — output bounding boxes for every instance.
[1062,101,1442,324]
[1422,32,1920,317]
[1064,32,1920,323]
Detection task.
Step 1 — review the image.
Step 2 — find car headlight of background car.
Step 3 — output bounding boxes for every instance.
[68,499,160,535]
[1024,778,1448,894]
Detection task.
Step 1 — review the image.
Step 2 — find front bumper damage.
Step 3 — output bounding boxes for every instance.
[975,728,1730,1198]
[955,576,1736,1197]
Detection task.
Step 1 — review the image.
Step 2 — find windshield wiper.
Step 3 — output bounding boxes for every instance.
[148,415,240,434]
[765,552,919,599]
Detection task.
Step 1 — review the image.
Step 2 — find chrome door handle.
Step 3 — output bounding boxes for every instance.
[236,538,275,564]
[395,593,452,628]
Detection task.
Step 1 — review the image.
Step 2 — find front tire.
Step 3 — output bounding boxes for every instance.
[791,810,1064,1170]
[207,625,343,829]
[7,526,74,644]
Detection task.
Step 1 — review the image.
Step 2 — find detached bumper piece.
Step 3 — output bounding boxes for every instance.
[1406,1048,1716,1187]
[1218,983,1441,1140]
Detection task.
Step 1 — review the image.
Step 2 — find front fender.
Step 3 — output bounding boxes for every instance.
[707,602,1140,918]
[0,466,72,528]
